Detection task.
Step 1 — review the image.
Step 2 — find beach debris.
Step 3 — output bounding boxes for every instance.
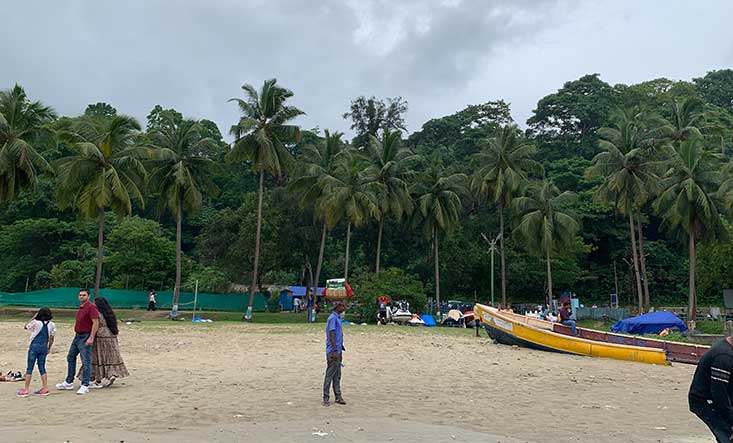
[312,431,329,437]
[233,414,244,418]
[653,426,667,430]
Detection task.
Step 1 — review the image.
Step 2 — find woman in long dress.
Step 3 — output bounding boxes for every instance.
[78,297,129,388]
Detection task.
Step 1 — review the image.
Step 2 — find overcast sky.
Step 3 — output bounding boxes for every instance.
[2,0,732,138]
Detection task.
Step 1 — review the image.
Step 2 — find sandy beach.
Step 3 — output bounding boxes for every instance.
[0,319,712,442]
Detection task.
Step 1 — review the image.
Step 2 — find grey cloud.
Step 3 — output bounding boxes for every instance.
[1,0,732,140]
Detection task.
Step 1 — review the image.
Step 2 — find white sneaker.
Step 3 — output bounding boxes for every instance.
[55,381,75,390]
[88,382,104,389]
[76,385,89,395]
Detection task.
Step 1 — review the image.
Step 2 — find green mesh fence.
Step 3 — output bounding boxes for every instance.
[0,287,268,312]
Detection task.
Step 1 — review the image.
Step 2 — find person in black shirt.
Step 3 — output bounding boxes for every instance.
[689,336,733,442]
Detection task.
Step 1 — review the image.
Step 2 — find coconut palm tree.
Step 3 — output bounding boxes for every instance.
[658,97,705,142]
[147,113,219,317]
[654,137,726,327]
[366,130,414,274]
[0,84,56,203]
[289,130,348,292]
[471,124,542,307]
[512,180,579,307]
[227,79,303,320]
[56,115,146,299]
[414,155,467,319]
[587,107,661,313]
[320,151,380,281]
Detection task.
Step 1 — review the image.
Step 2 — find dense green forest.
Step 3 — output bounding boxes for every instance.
[2,70,733,318]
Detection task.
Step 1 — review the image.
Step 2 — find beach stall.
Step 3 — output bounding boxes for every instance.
[278,286,326,312]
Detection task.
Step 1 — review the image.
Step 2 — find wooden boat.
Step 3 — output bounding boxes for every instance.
[474,303,669,365]
[493,306,708,364]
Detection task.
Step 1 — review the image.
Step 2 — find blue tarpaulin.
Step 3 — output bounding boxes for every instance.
[288,286,326,296]
[421,315,437,327]
[611,311,687,335]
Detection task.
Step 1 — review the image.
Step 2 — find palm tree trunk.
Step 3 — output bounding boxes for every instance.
[171,202,182,317]
[636,208,651,311]
[314,220,327,294]
[546,247,553,308]
[344,222,351,281]
[245,166,265,321]
[434,225,441,318]
[722,135,725,156]
[688,233,697,330]
[376,217,384,275]
[498,202,507,307]
[628,211,644,314]
[93,208,105,300]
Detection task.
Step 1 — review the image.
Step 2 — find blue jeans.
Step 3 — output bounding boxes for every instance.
[65,333,92,386]
[26,343,49,376]
[563,320,577,335]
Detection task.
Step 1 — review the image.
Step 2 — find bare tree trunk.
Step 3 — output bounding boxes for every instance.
[93,208,105,300]
[375,217,384,275]
[498,202,507,307]
[628,211,644,314]
[434,225,441,318]
[546,247,553,308]
[314,220,327,293]
[636,208,651,311]
[688,233,697,330]
[344,222,351,281]
[245,166,265,321]
[171,202,182,317]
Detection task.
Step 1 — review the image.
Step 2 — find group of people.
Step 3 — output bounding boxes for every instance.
[16,289,128,397]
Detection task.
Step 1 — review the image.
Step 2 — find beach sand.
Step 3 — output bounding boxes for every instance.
[0,319,711,442]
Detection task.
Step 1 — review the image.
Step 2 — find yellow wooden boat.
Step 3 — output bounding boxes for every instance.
[474,303,669,365]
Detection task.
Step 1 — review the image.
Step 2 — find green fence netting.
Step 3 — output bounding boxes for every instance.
[0,288,268,312]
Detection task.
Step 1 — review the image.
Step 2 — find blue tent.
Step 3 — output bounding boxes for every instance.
[611,311,687,335]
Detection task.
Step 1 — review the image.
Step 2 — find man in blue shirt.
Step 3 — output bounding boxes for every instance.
[323,301,346,406]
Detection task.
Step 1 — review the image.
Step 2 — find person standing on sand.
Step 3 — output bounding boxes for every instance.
[56,288,99,395]
[323,301,346,406]
[147,289,157,311]
[17,307,56,397]
[78,297,129,388]
[689,336,733,442]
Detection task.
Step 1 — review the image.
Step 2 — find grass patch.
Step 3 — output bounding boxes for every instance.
[0,305,476,337]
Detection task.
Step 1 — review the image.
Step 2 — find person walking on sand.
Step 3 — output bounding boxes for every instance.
[78,297,129,388]
[689,335,733,442]
[17,307,56,397]
[147,289,157,311]
[323,301,346,406]
[56,289,99,395]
